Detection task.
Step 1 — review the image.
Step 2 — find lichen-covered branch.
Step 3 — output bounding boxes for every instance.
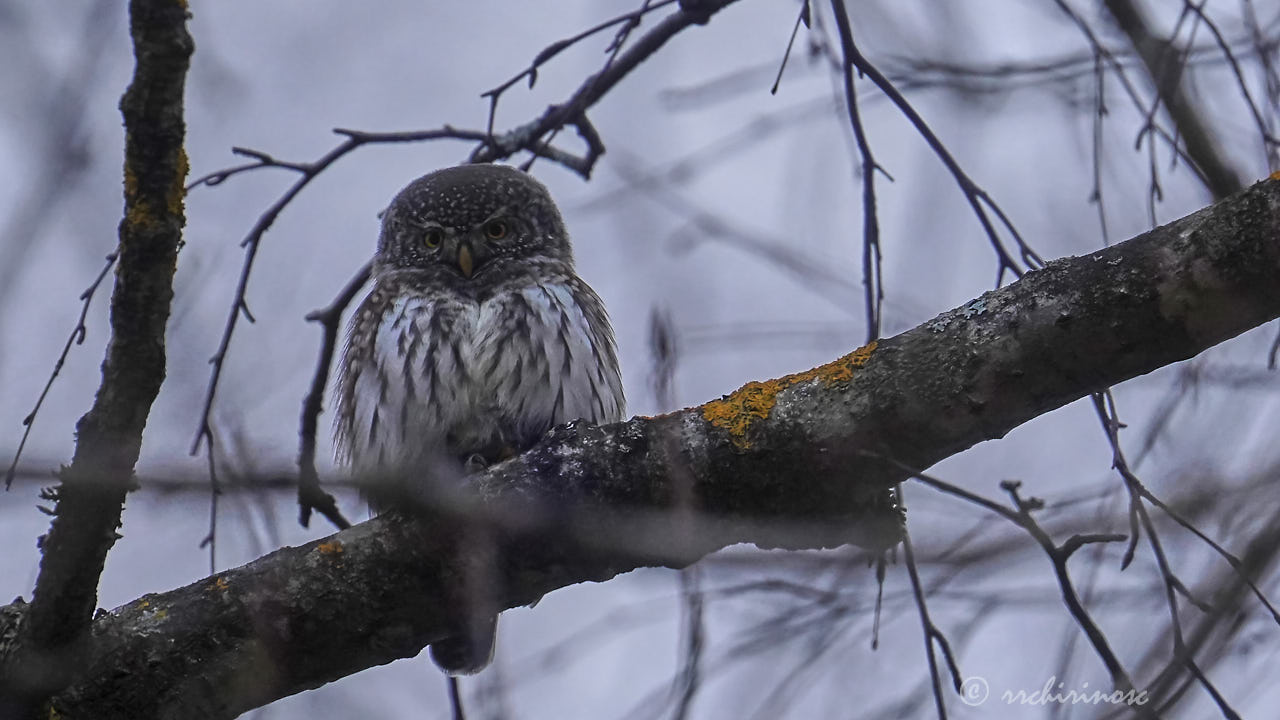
[0,1,191,716]
[10,177,1280,720]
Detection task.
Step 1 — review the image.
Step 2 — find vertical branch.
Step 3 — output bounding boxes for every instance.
[295,263,367,530]
[1089,52,1112,245]
[2,0,191,714]
[649,307,703,720]
[829,0,886,342]
[1104,0,1245,200]
[822,0,1041,282]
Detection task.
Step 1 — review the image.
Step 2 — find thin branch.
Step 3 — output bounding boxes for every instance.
[1090,50,1113,245]
[5,252,118,491]
[612,155,861,312]
[1090,390,1262,719]
[479,0,678,112]
[900,526,962,720]
[1115,0,1247,199]
[295,263,369,531]
[829,0,887,342]
[185,147,313,190]
[902,465,1140,704]
[823,1,1043,285]
[886,34,1280,99]
[669,566,705,720]
[771,0,811,95]
[470,0,745,171]
[197,438,221,576]
[1050,0,1230,202]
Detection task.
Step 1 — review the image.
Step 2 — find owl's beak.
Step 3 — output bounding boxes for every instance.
[457,243,474,278]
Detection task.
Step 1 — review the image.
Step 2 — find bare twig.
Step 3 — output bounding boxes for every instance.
[1090,51,1114,245]
[197,438,221,575]
[1105,0,1247,200]
[1050,0,1229,207]
[5,252,117,491]
[886,35,1279,99]
[575,96,838,213]
[478,0,678,121]
[470,0,745,172]
[295,264,369,530]
[824,1,1043,285]
[1090,391,1246,719]
[900,525,963,720]
[669,566,705,720]
[901,463,1140,705]
[612,155,860,311]
[647,307,703,720]
[829,0,887,342]
[770,0,811,95]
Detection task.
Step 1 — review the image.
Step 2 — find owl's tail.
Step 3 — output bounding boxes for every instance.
[430,615,498,676]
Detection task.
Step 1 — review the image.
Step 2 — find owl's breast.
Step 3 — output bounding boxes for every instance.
[472,281,625,446]
[354,294,498,465]
[343,279,622,474]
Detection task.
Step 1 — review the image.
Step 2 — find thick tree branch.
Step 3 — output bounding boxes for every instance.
[0,1,191,717]
[9,178,1279,719]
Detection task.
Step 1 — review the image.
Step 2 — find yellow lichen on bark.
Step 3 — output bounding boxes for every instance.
[701,341,877,448]
[121,145,186,232]
[167,147,188,216]
[317,540,344,556]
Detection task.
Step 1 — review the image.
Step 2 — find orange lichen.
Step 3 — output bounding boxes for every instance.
[121,147,188,234]
[211,576,230,592]
[700,380,779,445]
[1271,170,1280,181]
[701,341,877,449]
[317,540,345,556]
[169,147,189,216]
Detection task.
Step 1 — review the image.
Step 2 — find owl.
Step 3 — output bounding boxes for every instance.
[333,163,626,675]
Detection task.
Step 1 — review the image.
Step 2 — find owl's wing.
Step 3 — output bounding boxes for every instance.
[334,287,395,471]
[478,278,625,448]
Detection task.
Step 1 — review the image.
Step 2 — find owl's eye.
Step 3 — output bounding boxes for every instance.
[423,228,443,249]
[483,219,509,240]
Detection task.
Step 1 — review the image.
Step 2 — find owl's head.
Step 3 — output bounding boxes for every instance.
[374,164,573,278]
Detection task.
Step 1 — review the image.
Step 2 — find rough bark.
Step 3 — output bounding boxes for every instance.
[0,176,1273,719]
[0,1,191,717]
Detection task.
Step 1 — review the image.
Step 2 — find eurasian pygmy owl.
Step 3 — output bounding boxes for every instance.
[334,163,626,675]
